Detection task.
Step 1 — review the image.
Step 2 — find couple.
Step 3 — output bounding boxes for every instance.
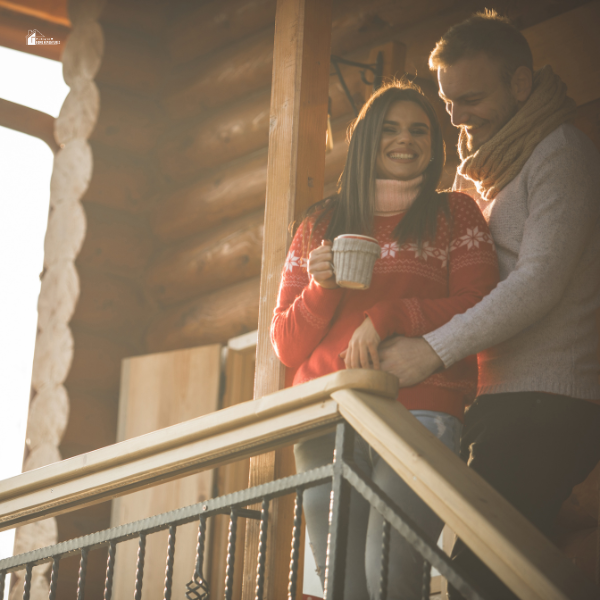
[272,11,600,600]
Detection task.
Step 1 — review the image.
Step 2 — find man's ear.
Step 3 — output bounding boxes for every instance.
[511,66,533,104]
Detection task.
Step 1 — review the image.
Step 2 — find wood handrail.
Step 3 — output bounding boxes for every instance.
[0,370,597,600]
[0,370,397,530]
[334,388,599,600]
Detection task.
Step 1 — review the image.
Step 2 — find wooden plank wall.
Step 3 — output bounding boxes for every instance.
[111,344,221,600]
[15,0,599,598]
[210,331,257,600]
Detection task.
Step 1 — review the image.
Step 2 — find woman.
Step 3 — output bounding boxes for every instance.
[271,83,498,599]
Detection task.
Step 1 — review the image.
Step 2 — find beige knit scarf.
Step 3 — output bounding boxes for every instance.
[458,65,576,201]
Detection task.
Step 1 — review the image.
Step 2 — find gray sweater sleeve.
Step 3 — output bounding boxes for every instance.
[424,126,600,368]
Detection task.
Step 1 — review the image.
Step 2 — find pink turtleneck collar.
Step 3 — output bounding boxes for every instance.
[374,176,423,216]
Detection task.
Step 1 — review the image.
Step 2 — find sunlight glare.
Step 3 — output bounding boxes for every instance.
[0,46,69,573]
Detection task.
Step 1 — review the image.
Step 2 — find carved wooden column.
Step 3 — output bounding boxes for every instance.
[10,0,166,597]
[8,1,102,597]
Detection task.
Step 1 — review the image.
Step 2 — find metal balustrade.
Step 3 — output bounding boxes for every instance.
[0,422,484,600]
[0,371,597,600]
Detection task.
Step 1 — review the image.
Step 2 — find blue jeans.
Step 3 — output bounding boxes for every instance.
[294,409,461,600]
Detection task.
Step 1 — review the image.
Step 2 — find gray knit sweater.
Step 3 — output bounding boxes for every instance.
[424,124,600,400]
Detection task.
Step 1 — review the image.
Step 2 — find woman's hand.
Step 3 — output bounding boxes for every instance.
[308,240,338,289]
[343,316,381,370]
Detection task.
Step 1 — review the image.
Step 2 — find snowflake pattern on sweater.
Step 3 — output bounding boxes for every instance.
[271,193,499,419]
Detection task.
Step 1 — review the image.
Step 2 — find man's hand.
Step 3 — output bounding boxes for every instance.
[379,336,444,387]
[342,316,381,370]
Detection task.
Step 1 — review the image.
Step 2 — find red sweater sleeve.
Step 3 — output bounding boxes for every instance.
[366,194,499,339]
[271,218,345,369]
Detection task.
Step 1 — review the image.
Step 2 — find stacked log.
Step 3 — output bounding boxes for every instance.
[146,277,261,352]
[165,0,277,64]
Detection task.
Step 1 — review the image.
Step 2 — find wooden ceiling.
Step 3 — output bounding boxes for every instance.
[0,0,69,26]
[0,0,69,61]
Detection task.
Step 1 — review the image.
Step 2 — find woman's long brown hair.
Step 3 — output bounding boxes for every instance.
[305,81,449,249]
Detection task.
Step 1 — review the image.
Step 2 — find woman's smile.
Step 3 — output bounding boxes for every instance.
[387,151,419,160]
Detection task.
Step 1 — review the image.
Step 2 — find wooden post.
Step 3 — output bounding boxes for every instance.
[242,0,332,598]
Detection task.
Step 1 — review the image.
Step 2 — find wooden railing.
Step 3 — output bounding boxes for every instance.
[0,370,598,600]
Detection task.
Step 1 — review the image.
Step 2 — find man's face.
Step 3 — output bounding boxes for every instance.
[438,53,519,152]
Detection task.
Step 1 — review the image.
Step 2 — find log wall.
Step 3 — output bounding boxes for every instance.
[16,0,600,597]
[144,0,591,354]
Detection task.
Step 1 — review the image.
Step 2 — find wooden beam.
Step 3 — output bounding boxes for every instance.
[253,0,333,425]
[0,370,398,531]
[0,99,58,152]
[333,388,600,600]
[0,0,70,27]
[245,0,333,597]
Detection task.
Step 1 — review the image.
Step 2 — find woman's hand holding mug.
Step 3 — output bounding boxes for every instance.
[308,240,338,289]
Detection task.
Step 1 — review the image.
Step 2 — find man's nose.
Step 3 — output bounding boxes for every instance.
[450,104,469,127]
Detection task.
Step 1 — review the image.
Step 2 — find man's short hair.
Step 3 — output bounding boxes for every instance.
[429,10,533,85]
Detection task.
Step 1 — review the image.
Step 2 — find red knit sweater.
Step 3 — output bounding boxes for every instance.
[271,192,499,420]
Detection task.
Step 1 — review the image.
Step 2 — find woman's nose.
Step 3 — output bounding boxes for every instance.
[394,129,412,143]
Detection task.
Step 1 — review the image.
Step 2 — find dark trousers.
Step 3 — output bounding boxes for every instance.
[449,392,600,600]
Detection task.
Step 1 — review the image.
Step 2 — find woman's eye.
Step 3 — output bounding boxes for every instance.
[411,128,427,135]
[382,127,396,134]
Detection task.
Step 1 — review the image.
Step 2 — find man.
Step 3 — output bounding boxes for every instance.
[378,11,600,599]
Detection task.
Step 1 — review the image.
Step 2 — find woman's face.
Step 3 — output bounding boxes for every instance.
[375,100,432,181]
